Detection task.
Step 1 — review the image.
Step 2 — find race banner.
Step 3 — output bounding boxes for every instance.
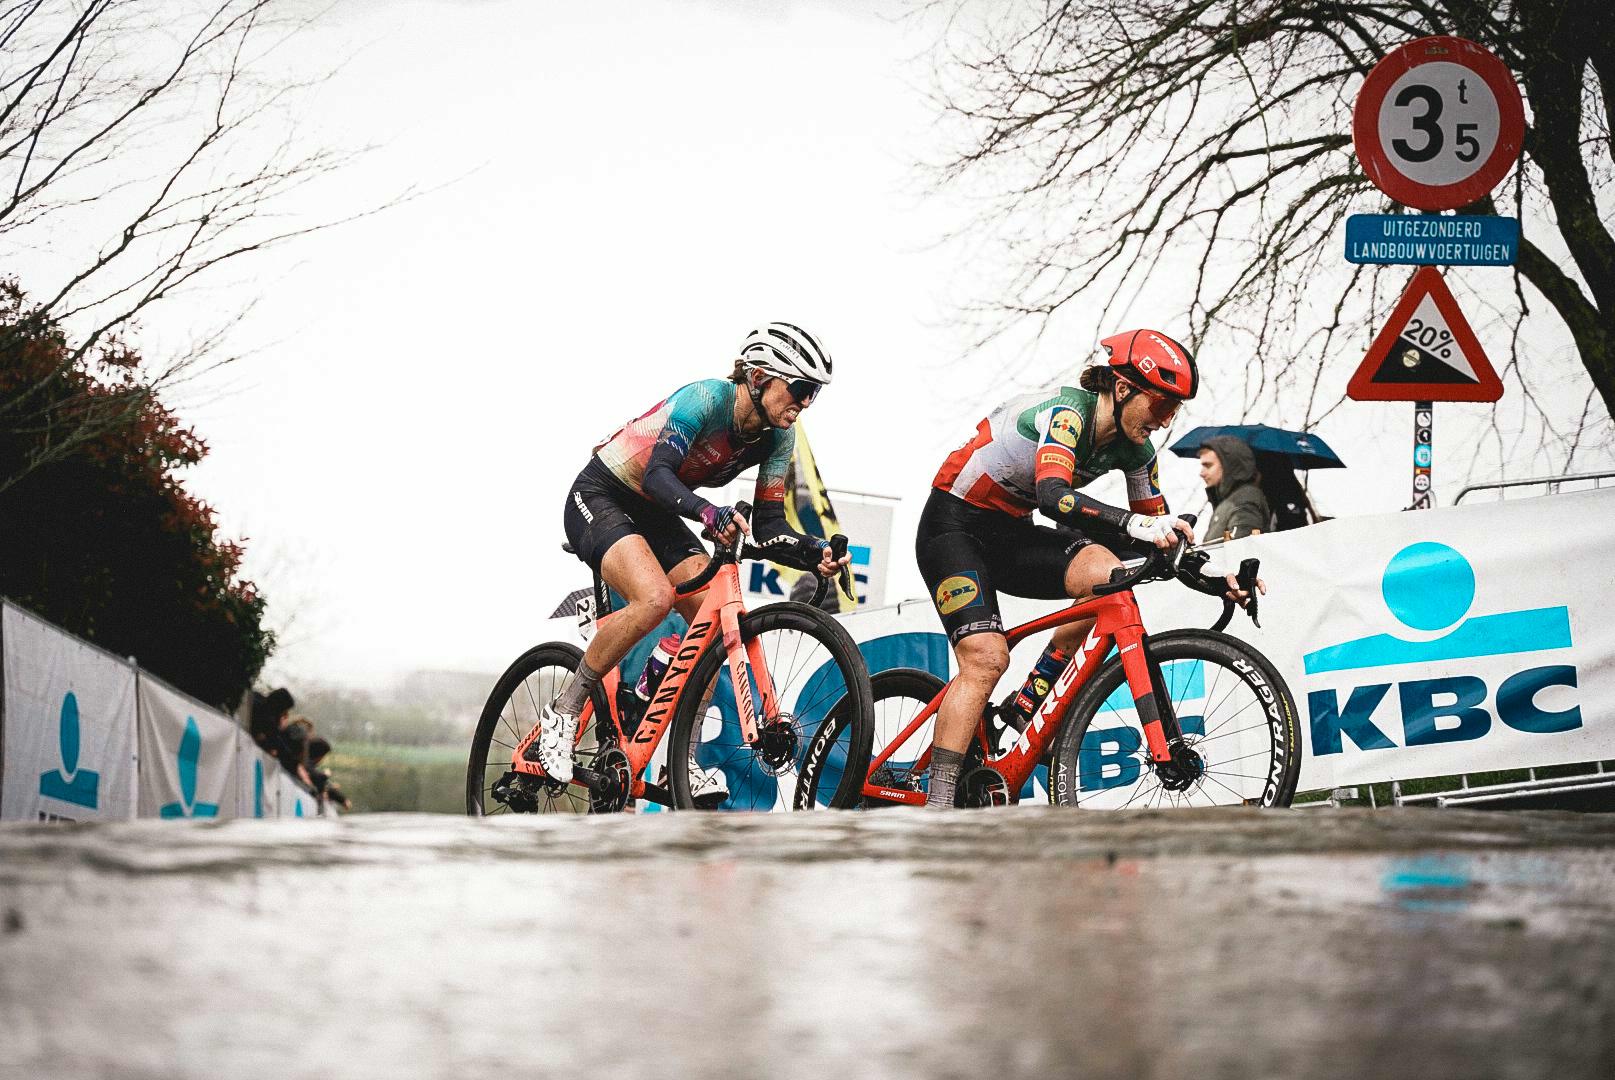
[1158,488,1615,790]
[235,729,281,819]
[987,487,1615,793]
[137,675,240,820]
[277,771,319,818]
[1,601,139,822]
[776,421,854,611]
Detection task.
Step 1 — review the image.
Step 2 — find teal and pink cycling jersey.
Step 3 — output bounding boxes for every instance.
[594,379,793,507]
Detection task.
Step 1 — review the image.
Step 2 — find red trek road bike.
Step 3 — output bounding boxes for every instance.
[467,517,874,815]
[814,539,1302,810]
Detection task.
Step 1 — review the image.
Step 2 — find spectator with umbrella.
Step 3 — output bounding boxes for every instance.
[1169,424,1344,538]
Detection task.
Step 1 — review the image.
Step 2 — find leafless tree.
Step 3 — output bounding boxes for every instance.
[0,0,397,492]
[927,0,1614,472]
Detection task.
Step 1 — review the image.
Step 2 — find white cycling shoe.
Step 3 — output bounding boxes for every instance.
[662,755,729,805]
[689,759,729,804]
[529,704,578,784]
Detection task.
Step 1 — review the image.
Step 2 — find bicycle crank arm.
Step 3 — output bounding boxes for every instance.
[637,781,674,808]
[571,764,606,793]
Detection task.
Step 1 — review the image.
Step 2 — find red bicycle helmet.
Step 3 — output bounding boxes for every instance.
[1100,329,1198,400]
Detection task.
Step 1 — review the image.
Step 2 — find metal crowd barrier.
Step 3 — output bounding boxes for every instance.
[1454,469,1615,504]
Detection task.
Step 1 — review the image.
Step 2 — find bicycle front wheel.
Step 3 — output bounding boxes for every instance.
[667,602,874,811]
[466,642,609,816]
[1047,629,1301,809]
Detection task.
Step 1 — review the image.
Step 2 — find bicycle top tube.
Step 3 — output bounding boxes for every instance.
[1002,588,1144,649]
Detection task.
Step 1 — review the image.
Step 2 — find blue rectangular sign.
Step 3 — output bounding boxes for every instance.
[1344,214,1519,266]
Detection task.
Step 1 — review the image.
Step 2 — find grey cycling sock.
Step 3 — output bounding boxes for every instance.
[556,659,604,716]
[926,747,965,811]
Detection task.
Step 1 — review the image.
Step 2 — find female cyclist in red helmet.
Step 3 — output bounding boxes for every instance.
[916,329,1255,809]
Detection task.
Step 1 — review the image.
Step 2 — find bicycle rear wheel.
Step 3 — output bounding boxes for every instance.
[667,602,874,810]
[466,642,609,816]
[1047,629,1301,809]
[803,667,945,808]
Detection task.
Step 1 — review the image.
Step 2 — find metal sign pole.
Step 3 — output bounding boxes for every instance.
[1412,401,1434,509]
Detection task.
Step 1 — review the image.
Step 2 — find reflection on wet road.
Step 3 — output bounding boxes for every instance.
[2,808,1612,1079]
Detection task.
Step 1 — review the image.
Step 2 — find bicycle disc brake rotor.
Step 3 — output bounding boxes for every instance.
[753,714,801,775]
[960,765,1012,808]
[1155,740,1206,792]
[590,746,632,813]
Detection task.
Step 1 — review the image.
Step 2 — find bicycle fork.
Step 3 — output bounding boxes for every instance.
[1112,625,1199,785]
[723,597,779,746]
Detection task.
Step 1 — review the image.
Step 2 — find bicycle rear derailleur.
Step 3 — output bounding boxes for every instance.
[491,770,550,813]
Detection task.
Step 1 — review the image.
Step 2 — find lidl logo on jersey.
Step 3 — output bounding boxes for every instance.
[935,573,982,616]
[1049,409,1081,448]
[1305,543,1579,756]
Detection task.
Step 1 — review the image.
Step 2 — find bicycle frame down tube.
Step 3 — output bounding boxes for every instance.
[721,587,764,749]
[861,587,1171,805]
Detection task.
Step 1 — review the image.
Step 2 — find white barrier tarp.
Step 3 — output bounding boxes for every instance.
[137,676,240,819]
[1,602,139,822]
[234,729,280,819]
[277,771,318,818]
[1139,488,1615,789]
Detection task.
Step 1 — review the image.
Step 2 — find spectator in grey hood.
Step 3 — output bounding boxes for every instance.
[1199,436,1270,542]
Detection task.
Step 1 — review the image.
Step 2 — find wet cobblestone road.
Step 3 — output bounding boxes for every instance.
[2,807,1613,1079]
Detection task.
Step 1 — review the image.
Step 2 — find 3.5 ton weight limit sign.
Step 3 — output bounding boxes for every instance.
[1353,36,1524,211]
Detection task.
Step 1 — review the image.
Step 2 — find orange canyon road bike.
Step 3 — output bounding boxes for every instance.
[467,524,875,814]
[803,538,1302,810]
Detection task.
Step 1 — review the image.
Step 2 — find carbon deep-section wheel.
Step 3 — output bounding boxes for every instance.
[466,642,612,816]
[668,602,873,810]
[801,667,946,809]
[1047,629,1301,809]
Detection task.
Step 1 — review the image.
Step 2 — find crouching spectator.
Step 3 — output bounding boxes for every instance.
[307,737,352,812]
[249,687,294,755]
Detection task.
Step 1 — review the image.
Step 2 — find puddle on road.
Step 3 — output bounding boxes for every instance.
[1,808,1612,1080]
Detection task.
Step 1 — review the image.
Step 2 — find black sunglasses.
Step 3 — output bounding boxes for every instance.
[785,379,822,406]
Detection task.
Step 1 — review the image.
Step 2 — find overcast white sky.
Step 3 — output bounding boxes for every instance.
[25,0,1611,687]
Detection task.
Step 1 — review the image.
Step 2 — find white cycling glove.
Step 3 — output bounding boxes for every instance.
[1124,513,1180,545]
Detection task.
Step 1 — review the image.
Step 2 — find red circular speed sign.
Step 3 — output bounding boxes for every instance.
[1353,36,1524,211]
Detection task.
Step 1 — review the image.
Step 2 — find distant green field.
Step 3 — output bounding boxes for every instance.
[325,743,465,813]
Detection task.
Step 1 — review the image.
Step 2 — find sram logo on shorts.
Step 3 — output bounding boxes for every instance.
[935,572,983,616]
[1048,408,1082,448]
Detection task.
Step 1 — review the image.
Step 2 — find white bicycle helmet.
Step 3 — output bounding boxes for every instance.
[738,322,834,387]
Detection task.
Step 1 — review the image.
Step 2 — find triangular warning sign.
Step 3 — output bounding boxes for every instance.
[1348,266,1503,402]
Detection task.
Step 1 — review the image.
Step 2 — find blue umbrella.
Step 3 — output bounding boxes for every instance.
[1168,425,1345,470]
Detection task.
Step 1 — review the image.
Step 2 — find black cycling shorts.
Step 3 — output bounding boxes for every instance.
[915,488,1127,643]
[563,458,706,576]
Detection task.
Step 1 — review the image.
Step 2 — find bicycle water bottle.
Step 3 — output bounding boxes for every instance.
[998,647,1070,731]
[634,634,683,702]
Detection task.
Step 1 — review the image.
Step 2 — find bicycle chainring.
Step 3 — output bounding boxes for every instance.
[589,746,632,814]
[959,765,1013,809]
